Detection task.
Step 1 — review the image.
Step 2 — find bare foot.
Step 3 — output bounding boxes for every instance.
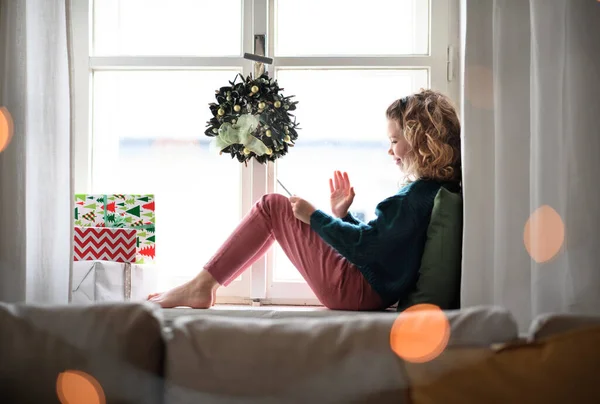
[147,270,218,309]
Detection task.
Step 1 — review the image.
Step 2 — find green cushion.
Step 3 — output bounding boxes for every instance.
[397,187,463,311]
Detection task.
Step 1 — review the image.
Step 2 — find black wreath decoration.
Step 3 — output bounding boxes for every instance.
[204,73,299,164]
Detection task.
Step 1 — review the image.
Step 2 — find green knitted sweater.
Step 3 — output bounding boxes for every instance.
[310,179,445,306]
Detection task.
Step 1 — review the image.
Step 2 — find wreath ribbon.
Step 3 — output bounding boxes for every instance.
[210,114,269,156]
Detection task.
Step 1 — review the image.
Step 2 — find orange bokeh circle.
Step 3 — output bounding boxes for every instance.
[57,370,105,404]
[524,205,565,263]
[390,304,450,363]
[465,65,494,110]
[0,107,14,154]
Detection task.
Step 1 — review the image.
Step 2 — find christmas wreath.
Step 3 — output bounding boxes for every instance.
[204,73,299,164]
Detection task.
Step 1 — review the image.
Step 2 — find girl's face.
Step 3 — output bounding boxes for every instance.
[387,119,410,167]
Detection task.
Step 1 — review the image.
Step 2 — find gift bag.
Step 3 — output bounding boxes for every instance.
[74,194,156,264]
[71,260,158,304]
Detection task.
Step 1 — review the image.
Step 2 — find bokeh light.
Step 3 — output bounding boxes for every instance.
[390,304,451,363]
[56,370,105,404]
[465,65,494,110]
[0,107,14,153]
[524,205,565,263]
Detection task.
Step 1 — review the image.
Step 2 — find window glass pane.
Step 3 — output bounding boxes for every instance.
[273,69,428,282]
[275,0,429,56]
[93,0,242,56]
[91,70,242,289]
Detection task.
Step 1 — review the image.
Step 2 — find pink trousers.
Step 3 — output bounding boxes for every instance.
[204,194,384,311]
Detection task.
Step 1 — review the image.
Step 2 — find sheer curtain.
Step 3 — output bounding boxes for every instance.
[462,0,600,330]
[0,0,73,303]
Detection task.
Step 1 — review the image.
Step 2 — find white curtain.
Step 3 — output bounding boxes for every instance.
[462,0,600,330]
[0,0,73,303]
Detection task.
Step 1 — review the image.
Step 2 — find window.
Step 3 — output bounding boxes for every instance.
[72,0,459,305]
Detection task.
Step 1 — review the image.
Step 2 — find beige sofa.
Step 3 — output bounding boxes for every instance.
[0,303,598,403]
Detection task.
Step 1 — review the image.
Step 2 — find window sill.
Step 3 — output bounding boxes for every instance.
[212,304,324,311]
[160,304,394,325]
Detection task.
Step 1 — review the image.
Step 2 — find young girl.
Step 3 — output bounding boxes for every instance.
[148,89,462,311]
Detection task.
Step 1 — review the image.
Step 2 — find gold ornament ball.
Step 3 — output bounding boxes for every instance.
[251,85,259,93]
[284,135,291,143]
[265,129,272,137]
[233,105,241,112]
[217,108,225,116]
[274,101,282,108]
[258,102,266,109]
[243,147,251,155]
[226,95,232,101]
[266,148,273,155]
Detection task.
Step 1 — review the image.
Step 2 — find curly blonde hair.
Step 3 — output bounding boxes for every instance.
[386,89,462,184]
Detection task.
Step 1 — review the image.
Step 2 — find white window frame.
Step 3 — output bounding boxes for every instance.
[71,0,460,306]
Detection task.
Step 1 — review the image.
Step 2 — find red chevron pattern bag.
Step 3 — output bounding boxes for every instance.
[74,227,137,263]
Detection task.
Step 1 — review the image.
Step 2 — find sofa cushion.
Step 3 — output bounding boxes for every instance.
[0,302,165,404]
[398,187,463,311]
[164,306,517,404]
[528,313,600,340]
[407,326,600,404]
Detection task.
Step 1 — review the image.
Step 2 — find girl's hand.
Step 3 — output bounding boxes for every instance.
[330,171,355,218]
[289,196,316,224]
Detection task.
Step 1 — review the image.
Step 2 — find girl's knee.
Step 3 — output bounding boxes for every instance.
[260,193,289,210]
